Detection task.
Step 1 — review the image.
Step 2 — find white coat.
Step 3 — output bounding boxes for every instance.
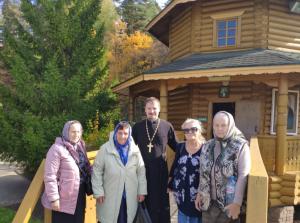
[91,133,147,223]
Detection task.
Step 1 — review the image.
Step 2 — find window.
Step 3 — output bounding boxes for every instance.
[271,89,299,135]
[216,19,237,47]
[210,10,244,48]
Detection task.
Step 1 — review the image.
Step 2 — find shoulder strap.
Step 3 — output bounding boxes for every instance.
[64,145,88,176]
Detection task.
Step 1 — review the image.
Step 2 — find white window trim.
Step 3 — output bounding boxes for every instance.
[270,89,299,135]
[210,10,245,20]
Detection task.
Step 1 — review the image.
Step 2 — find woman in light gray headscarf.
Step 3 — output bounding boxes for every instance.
[195,111,251,223]
[42,120,91,223]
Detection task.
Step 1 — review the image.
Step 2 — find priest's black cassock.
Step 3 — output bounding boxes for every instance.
[132,119,177,223]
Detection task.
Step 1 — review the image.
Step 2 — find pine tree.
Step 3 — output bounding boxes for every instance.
[119,0,160,34]
[0,0,118,174]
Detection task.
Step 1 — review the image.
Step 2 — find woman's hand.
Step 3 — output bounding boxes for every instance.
[96,196,105,205]
[137,195,145,202]
[194,193,202,211]
[224,203,240,220]
[51,200,60,211]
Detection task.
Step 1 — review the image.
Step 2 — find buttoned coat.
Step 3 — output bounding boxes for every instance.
[92,133,147,223]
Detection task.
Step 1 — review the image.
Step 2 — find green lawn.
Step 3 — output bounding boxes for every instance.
[0,207,42,223]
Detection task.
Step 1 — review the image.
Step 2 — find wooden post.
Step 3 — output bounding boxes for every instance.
[160,80,174,172]
[246,137,268,223]
[129,89,134,122]
[160,80,168,120]
[85,196,97,223]
[275,76,288,175]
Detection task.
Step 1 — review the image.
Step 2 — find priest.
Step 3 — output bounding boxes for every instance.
[132,97,178,223]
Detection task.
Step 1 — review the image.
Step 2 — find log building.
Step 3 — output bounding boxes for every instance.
[113,0,300,221]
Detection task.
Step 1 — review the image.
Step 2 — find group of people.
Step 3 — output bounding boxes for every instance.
[41,97,251,223]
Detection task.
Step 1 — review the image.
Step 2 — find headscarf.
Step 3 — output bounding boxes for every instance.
[61,120,88,169]
[113,121,132,165]
[213,111,245,143]
[62,120,83,143]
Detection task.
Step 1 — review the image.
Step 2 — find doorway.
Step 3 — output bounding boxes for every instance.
[212,102,235,118]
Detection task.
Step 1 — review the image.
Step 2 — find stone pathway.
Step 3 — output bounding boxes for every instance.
[0,161,30,207]
[170,192,178,223]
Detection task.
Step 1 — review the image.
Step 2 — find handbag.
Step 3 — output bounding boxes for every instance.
[84,172,93,196]
[134,201,152,223]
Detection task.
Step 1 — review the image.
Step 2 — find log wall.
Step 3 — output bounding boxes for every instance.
[268,0,300,52]
[168,86,191,130]
[169,0,264,60]
[167,81,300,173]
[269,173,300,207]
[169,6,192,60]
[168,0,300,61]
[190,81,267,138]
[199,0,256,52]
[167,81,299,138]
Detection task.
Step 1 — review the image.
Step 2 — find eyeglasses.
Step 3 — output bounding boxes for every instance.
[182,127,198,134]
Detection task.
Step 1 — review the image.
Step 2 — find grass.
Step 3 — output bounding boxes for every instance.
[0,207,42,223]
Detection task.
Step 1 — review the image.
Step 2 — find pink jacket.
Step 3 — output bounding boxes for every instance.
[41,137,81,214]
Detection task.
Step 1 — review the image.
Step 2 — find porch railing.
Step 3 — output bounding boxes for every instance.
[12,151,98,223]
[257,135,300,173]
[286,136,300,171]
[13,137,269,223]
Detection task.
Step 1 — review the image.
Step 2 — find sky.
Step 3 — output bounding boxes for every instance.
[157,0,168,8]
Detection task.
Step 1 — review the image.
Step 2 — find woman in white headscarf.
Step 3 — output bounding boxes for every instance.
[42,120,91,223]
[195,111,251,223]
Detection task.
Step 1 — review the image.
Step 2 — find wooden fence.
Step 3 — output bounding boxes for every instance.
[12,151,98,223]
[258,135,300,173]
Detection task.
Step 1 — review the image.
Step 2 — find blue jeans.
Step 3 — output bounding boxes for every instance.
[178,210,202,223]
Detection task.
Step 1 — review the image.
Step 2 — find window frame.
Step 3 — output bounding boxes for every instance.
[270,89,299,135]
[216,19,238,48]
[210,10,244,48]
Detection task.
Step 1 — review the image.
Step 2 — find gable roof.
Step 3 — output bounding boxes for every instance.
[146,0,195,46]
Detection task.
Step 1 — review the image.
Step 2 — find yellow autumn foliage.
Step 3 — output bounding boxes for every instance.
[107,20,168,82]
[124,31,153,50]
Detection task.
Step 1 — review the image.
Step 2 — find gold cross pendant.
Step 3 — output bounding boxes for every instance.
[147,143,153,153]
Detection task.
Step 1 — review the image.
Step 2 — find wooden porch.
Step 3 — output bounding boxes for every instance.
[258,135,300,207]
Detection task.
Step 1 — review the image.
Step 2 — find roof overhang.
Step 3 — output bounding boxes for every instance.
[146,0,196,46]
[112,64,300,93]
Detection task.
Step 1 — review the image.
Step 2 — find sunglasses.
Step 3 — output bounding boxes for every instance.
[182,127,198,134]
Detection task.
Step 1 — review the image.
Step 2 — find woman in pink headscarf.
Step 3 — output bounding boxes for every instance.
[42,120,91,223]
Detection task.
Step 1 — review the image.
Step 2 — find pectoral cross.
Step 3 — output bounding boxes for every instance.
[147,142,153,153]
